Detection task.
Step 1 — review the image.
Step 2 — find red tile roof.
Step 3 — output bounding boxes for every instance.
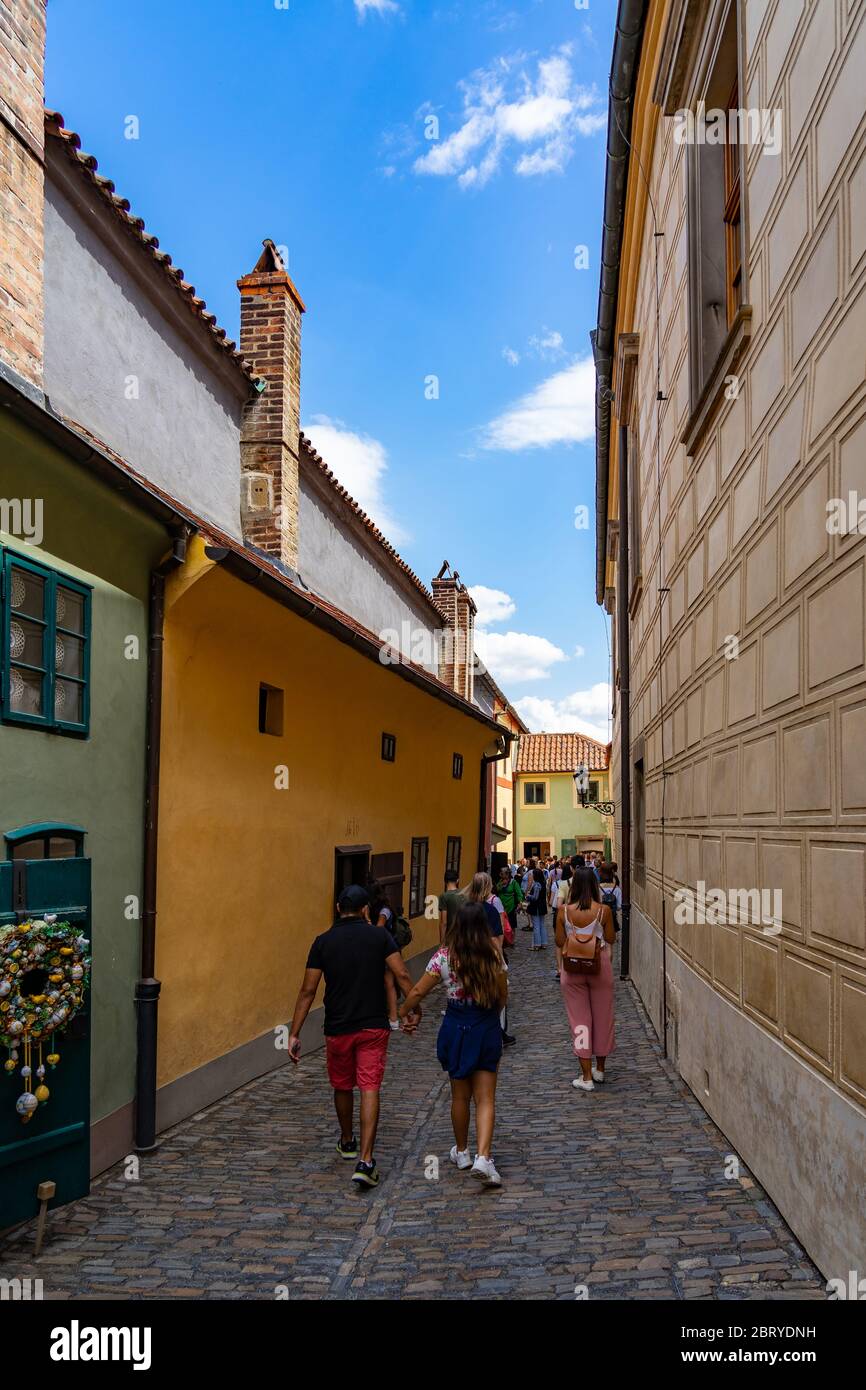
[44,111,256,382]
[516,733,610,774]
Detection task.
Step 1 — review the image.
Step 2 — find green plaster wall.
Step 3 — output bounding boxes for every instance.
[0,412,169,1123]
[515,771,612,857]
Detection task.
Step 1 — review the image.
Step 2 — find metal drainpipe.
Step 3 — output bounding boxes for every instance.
[617,424,632,980]
[135,531,188,1152]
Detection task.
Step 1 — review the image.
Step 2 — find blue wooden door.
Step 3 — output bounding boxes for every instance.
[0,849,91,1231]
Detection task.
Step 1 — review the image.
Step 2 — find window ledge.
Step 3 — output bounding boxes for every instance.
[681,304,752,458]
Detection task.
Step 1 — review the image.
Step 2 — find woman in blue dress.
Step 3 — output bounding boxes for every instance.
[398,902,507,1186]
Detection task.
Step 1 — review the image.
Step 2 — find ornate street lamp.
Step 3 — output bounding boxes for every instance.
[573,762,616,817]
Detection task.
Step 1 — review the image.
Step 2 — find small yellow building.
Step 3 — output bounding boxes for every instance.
[154,533,502,1127]
[515,733,612,860]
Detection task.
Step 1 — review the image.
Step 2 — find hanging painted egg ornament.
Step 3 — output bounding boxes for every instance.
[4,1059,15,1073]
[16,1092,38,1116]
[35,1085,49,1103]
[20,1065,31,1078]
[47,1053,60,1067]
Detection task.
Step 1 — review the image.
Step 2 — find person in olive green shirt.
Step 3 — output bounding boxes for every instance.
[438,870,464,943]
[496,865,524,940]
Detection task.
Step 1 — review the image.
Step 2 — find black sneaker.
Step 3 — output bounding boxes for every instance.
[351,1159,379,1187]
[336,1135,358,1160]
[502,1033,517,1046]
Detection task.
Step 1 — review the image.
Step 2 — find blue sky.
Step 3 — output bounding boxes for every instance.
[47,0,615,740]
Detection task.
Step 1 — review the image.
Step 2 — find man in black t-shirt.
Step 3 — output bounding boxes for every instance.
[288,885,420,1188]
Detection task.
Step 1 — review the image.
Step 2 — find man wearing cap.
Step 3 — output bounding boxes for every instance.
[287,884,420,1188]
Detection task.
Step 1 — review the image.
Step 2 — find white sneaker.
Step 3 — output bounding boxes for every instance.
[591,1067,606,1083]
[450,1145,472,1170]
[471,1154,502,1186]
[572,1076,595,1091]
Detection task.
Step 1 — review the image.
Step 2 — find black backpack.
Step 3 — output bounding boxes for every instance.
[601,887,619,932]
[390,915,413,951]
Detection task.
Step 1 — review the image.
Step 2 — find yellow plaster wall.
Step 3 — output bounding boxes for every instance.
[155,550,491,1086]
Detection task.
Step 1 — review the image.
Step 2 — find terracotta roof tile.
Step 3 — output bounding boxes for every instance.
[515,732,610,774]
[44,110,256,382]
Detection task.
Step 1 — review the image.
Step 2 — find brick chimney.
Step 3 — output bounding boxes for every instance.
[237,240,305,570]
[432,562,476,703]
[0,0,47,387]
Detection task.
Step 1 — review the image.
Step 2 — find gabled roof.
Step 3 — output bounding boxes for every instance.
[44,110,256,383]
[35,400,506,738]
[516,732,610,774]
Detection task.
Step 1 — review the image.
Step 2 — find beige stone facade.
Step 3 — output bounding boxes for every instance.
[598,0,866,1278]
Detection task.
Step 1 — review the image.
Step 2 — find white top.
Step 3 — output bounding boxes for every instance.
[563,905,607,943]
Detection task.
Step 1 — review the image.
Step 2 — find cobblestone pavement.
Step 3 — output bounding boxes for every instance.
[1,925,826,1300]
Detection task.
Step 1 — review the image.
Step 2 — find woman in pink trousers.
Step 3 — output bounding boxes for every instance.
[555,867,616,1090]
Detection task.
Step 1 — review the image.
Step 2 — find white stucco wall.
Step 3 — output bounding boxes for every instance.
[297,474,440,674]
[43,177,246,541]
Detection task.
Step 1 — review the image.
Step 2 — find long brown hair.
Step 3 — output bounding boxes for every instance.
[467,872,493,903]
[445,903,502,1009]
[568,867,601,910]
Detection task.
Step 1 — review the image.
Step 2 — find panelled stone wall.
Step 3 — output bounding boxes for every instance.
[616,0,866,1275]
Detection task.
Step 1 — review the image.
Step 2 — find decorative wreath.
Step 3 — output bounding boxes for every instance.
[0,917,91,1049]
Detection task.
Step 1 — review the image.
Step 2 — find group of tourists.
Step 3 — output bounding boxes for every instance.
[287,851,622,1191]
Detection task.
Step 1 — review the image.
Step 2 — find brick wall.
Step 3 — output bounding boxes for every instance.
[432,568,476,701]
[0,0,46,387]
[237,241,305,570]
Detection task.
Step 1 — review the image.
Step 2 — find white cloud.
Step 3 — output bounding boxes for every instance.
[515,683,612,742]
[528,327,565,359]
[302,415,409,545]
[474,629,568,683]
[355,0,400,16]
[502,346,520,366]
[468,585,516,626]
[479,354,596,451]
[574,644,586,659]
[413,47,604,188]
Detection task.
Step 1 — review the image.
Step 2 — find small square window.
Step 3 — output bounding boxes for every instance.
[524,782,546,805]
[258,683,284,736]
[452,752,464,779]
[381,732,397,762]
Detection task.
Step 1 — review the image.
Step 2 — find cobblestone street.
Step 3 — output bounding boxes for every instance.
[1,930,826,1301]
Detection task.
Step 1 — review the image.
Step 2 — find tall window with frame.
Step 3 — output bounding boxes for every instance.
[409,836,429,917]
[523,782,546,805]
[445,835,461,879]
[723,75,742,326]
[683,0,749,442]
[2,551,91,734]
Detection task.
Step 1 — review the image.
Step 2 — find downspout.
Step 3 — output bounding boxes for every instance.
[135,529,189,1152]
[617,425,632,981]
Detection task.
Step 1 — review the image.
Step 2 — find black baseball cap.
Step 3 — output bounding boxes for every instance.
[338,884,370,914]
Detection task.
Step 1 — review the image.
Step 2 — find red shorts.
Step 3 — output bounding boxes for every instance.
[325,1028,390,1091]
